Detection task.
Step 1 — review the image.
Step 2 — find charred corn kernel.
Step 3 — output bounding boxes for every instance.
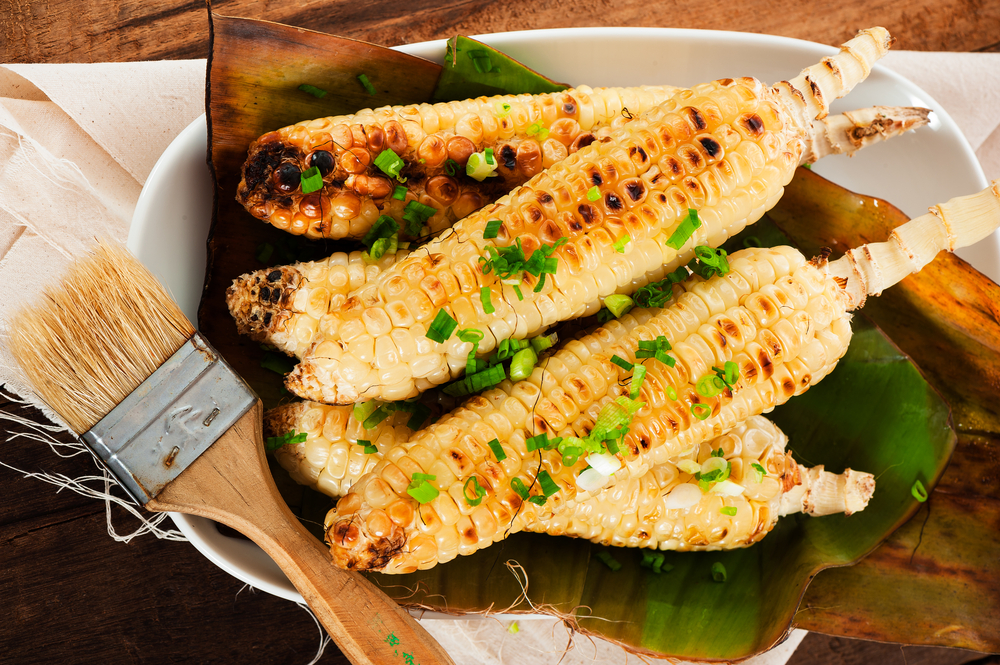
[322,244,865,572]
[286,30,903,405]
[267,405,873,550]
[236,86,680,241]
[531,416,873,550]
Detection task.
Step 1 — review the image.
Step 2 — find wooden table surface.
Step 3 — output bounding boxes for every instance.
[2,2,999,664]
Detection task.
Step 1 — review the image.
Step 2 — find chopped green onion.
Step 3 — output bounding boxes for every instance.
[261,351,296,375]
[442,364,506,397]
[720,506,737,516]
[407,476,439,504]
[743,236,762,248]
[466,151,499,181]
[696,374,726,398]
[635,336,675,367]
[632,266,689,308]
[357,439,378,454]
[456,328,485,344]
[374,149,405,179]
[596,551,622,571]
[406,403,432,430]
[357,73,377,95]
[507,621,519,634]
[711,562,727,582]
[509,347,538,382]
[640,551,672,574]
[751,462,767,482]
[612,234,631,253]
[537,471,560,497]
[691,403,712,420]
[666,386,678,400]
[444,158,459,176]
[483,219,503,239]
[426,309,458,343]
[298,83,328,98]
[495,101,512,118]
[912,479,928,502]
[463,476,487,506]
[480,286,495,314]
[300,166,323,194]
[596,308,615,324]
[526,432,560,453]
[353,401,380,423]
[485,148,495,165]
[512,284,524,301]
[402,200,437,237]
[363,405,392,429]
[666,208,702,250]
[714,361,740,387]
[362,215,398,249]
[265,430,307,452]
[363,233,397,262]
[630,365,647,400]
[510,477,529,500]
[392,185,407,200]
[527,122,549,141]
[530,333,557,354]
[690,245,731,279]
[255,242,274,263]
[527,495,547,506]
[611,355,634,371]
[711,447,725,458]
[603,294,634,318]
[487,438,507,462]
[587,186,601,201]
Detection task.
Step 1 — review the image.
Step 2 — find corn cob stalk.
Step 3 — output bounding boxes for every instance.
[266,404,872,550]
[283,29,898,405]
[236,85,679,240]
[229,106,926,361]
[323,180,1000,572]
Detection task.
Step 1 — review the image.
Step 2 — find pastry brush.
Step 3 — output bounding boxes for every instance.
[8,241,455,665]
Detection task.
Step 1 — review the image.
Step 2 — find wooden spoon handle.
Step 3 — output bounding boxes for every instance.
[148,402,455,665]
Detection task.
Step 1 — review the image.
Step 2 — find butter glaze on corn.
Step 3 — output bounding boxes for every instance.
[236,86,679,240]
[323,245,857,573]
[266,406,872,551]
[283,29,894,404]
[229,104,926,361]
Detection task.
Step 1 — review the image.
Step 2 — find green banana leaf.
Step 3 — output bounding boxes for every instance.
[203,14,997,659]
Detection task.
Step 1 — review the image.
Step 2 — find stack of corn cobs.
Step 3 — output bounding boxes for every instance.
[228,27,1000,574]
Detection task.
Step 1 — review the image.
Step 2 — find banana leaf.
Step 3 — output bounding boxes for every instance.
[201,14,998,660]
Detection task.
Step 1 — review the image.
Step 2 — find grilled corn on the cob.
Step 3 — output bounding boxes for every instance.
[323,181,1000,573]
[266,405,872,550]
[236,85,679,240]
[229,106,927,361]
[282,29,898,404]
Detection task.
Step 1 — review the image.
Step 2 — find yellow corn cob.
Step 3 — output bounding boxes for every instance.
[229,105,927,361]
[236,85,679,240]
[322,178,1000,573]
[266,404,872,550]
[283,29,898,405]
[324,244,858,572]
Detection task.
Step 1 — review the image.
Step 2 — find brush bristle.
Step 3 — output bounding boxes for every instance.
[9,242,195,434]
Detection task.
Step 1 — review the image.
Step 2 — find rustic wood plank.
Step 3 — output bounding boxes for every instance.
[787,633,992,665]
[3,0,1000,64]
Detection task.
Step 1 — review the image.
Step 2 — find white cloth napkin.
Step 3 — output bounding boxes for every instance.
[1,52,998,664]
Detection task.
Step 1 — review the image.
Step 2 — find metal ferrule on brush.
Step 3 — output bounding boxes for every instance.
[82,332,257,505]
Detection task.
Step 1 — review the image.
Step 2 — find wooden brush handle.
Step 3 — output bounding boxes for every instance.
[148,401,455,665]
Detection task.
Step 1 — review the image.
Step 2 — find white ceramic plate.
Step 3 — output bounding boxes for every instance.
[128,27,995,604]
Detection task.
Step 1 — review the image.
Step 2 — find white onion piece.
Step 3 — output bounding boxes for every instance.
[711,480,746,496]
[576,467,610,493]
[677,459,702,475]
[663,483,702,509]
[586,453,622,476]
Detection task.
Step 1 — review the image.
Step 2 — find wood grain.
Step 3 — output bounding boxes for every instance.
[3,0,1000,65]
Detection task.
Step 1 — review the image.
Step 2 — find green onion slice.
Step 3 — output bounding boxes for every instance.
[530,333,557,354]
[487,438,507,462]
[392,185,407,200]
[406,403,432,430]
[463,476,487,507]
[483,219,503,239]
[510,477,529,500]
[630,364,647,400]
[298,84,328,98]
[356,439,378,454]
[720,506,737,516]
[509,347,538,382]
[612,234,631,253]
[691,403,712,420]
[265,430,307,452]
[363,405,392,429]
[611,355,634,371]
[696,374,726,398]
[353,400,380,423]
[361,215,398,249]
[406,474,439,504]
[527,122,550,141]
[402,200,437,237]
[300,166,323,194]
[912,479,928,502]
[711,562,727,582]
[466,151,499,181]
[374,149,405,179]
[444,158,459,176]
[587,186,601,201]
[666,208,702,250]
[537,471,560,497]
[596,551,622,571]
[357,73,377,95]
[604,294,634,318]
[426,309,458,343]
[480,286,495,314]
[495,101,512,118]
[751,462,767,482]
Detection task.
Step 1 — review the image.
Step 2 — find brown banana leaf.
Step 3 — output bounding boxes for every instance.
[200,14,998,660]
[771,169,1000,651]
